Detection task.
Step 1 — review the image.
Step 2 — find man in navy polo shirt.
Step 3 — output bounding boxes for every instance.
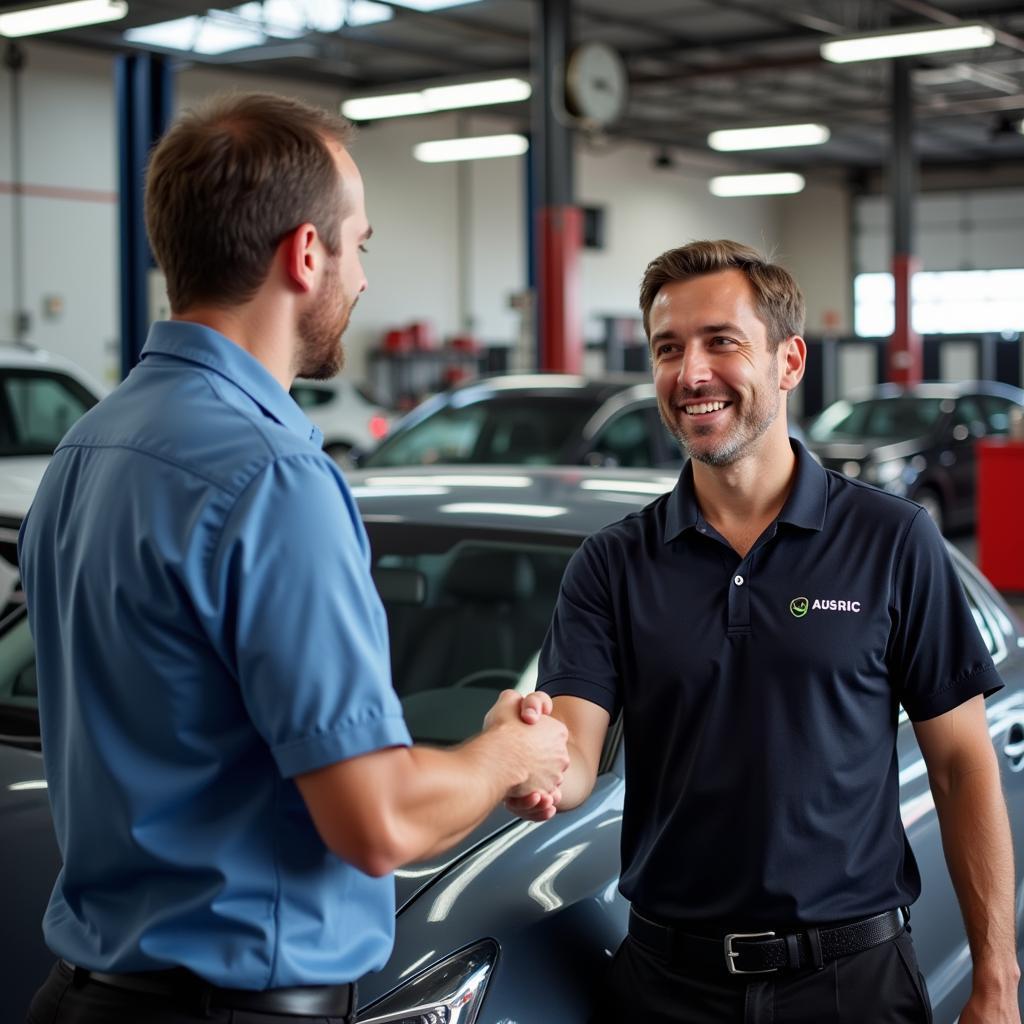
[19,92,567,1024]
[509,240,1019,1023]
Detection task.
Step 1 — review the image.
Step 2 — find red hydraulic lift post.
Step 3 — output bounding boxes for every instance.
[888,58,923,385]
[532,0,583,373]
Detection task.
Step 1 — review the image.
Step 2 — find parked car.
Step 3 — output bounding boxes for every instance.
[2,467,1023,1022]
[804,380,1024,533]
[359,373,811,473]
[290,377,393,464]
[0,346,106,618]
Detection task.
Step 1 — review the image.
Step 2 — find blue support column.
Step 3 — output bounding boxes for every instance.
[116,53,172,379]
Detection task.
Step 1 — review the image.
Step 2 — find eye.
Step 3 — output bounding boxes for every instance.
[359,244,369,254]
[711,336,737,347]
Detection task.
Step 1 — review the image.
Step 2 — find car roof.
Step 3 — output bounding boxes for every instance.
[0,345,107,396]
[444,373,651,404]
[840,380,1024,404]
[349,464,678,537]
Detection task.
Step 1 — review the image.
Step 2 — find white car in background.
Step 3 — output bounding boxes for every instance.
[290,377,393,464]
[0,345,106,617]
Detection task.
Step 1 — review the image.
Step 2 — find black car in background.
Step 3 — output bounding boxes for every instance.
[805,381,1024,534]
[2,467,1024,1023]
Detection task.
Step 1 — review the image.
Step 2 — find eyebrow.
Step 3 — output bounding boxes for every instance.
[650,322,748,343]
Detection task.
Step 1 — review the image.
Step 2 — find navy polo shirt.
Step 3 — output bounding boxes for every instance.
[539,441,1002,928]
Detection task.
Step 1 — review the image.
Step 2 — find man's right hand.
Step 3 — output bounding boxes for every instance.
[483,690,569,803]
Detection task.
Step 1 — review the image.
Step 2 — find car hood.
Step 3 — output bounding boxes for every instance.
[806,436,927,463]
[393,804,513,911]
[0,457,50,517]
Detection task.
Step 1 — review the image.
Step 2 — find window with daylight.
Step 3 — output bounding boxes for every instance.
[854,269,1024,337]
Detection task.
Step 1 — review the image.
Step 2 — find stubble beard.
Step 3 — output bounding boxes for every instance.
[660,358,781,467]
[296,267,354,381]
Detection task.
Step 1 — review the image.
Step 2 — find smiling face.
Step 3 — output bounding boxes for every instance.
[649,269,795,467]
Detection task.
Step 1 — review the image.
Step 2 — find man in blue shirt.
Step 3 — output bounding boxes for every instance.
[509,241,1020,1023]
[20,92,568,1024]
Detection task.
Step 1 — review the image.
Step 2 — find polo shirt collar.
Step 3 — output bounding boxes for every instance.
[663,438,827,544]
[140,320,322,446]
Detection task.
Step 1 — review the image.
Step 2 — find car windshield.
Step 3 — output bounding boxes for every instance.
[0,369,98,457]
[0,524,576,750]
[808,396,945,442]
[362,397,598,468]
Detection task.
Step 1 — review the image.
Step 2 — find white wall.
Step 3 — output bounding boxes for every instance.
[777,181,852,336]
[0,43,118,383]
[578,142,783,342]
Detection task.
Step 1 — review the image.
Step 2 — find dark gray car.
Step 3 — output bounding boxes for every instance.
[2,466,1023,1022]
[805,381,1024,534]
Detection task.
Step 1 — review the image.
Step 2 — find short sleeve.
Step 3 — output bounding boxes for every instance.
[537,537,621,715]
[209,455,411,777]
[888,508,1003,721]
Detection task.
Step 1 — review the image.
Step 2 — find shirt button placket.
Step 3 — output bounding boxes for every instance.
[728,568,751,632]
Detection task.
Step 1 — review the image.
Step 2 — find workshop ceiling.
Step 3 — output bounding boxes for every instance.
[5,0,1024,176]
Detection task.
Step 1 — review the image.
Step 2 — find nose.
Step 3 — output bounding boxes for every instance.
[679,346,712,391]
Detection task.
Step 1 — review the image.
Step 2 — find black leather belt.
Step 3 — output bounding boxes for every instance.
[61,960,356,1016]
[628,907,907,976]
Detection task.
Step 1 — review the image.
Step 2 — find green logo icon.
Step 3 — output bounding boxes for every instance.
[790,597,809,618]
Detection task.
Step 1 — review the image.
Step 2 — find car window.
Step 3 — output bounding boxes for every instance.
[0,370,97,456]
[367,526,576,746]
[808,396,944,442]
[978,395,1019,436]
[364,398,597,468]
[591,407,656,467]
[290,384,333,410]
[952,396,987,438]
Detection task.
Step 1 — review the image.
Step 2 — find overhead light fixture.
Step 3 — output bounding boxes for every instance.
[386,0,484,9]
[125,14,264,54]
[0,0,127,36]
[342,77,530,121]
[709,173,806,197]
[821,22,996,63]
[414,133,529,163]
[707,123,830,152]
[231,0,392,33]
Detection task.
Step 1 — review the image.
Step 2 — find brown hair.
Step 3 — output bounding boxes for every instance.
[639,239,805,350]
[145,92,354,312]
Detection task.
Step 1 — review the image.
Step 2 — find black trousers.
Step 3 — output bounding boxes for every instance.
[593,931,933,1024]
[26,961,357,1024]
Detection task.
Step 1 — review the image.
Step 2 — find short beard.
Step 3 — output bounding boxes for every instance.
[660,364,780,467]
[296,284,352,381]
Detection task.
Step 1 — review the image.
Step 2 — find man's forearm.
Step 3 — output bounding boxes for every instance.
[554,740,600,812]
[932,758,1020,993]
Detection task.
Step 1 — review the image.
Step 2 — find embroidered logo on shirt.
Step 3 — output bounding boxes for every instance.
[790,596,861,617]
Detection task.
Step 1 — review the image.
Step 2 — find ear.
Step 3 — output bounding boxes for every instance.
[281,223,319,294]
[779,335,807,393]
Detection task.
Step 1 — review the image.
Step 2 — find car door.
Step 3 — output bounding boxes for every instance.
[896,549,1024,1021]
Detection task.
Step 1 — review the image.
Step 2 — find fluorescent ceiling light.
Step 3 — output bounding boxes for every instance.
[125,14,264,54]
[342,77,530,121]
[231,0,391,33]
[1018,118,1024,135]
[821,22,996,63]
[0,0,127,36]
[414,133,529,163]
[386,0,484,9]
[709,173,805,197]
[707,123,830,152]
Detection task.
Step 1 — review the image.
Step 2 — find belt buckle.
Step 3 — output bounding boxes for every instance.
[724,931,777,975]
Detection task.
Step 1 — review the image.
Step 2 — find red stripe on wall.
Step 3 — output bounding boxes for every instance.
[0,181,117,204]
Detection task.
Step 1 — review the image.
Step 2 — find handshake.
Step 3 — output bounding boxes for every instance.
[482,690,570,823]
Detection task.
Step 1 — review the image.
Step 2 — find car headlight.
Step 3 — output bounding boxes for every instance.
[357,940,498,1024]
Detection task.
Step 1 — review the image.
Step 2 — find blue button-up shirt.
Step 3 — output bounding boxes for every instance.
[19,321,411,988]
